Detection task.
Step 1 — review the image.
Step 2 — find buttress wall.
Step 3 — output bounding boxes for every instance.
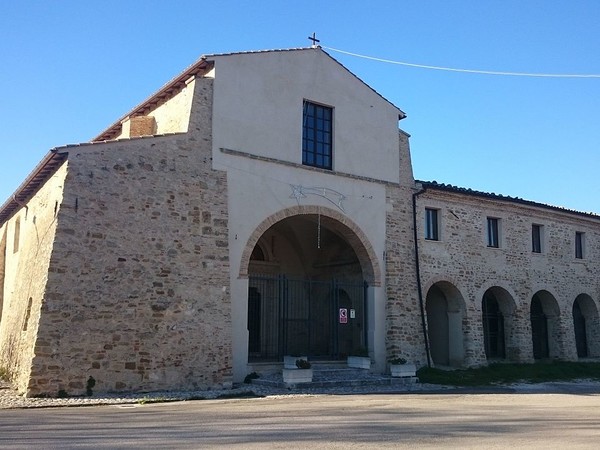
[384,131,426,366]
[27,77,233,397]
[0,162,68,392]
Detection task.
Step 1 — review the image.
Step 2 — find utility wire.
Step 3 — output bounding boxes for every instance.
[323,46,600,79]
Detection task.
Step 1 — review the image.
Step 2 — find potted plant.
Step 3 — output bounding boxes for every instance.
[347,347,371,369]
[282,359,313,385]
[283,355,308,369]
[388,357,416,377]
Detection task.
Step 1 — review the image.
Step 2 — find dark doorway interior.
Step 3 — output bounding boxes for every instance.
[573,299,588,358]
[530,295,549,359]
[248,275,366,361]
[482,292,505,359]
[426,285,450,366]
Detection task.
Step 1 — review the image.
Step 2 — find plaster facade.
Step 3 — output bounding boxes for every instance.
[0,47,598,397]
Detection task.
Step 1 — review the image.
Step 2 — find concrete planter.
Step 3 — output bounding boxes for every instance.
[390,363,416,378]
[282,368,313,385]
[283,356,308,369]
[347,356,371,369]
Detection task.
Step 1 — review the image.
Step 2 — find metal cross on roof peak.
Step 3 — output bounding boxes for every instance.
[308,33,320,48]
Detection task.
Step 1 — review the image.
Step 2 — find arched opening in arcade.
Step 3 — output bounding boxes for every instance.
[573,294,600,358]
[530,291,560,360]
[246,213,376,362]
[481,287,517,361]
[425,281,465,367]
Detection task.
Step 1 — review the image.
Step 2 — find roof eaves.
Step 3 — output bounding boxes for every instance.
[317,47,406,119]
[0,150,69,225]
[92,58,213,142]
[201,46,315,59]
[93,46,407,143]
[169,46,406,119]
[417,180,599,219]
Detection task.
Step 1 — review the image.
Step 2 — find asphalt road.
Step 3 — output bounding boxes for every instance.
[1,392,600,449]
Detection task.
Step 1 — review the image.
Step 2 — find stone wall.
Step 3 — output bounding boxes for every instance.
[26,77,233,397]
[0,162,68,392]
[384,133,426,366]
[112,77,197,140]
[416,186,600,366]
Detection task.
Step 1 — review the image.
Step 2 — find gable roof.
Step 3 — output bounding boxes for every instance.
[93,47,406,142]
[1,46,406,226]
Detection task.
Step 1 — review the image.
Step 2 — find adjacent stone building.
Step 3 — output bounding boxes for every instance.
[0,46,598,397]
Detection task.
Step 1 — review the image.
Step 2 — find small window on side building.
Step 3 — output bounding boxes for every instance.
[487,217,500,248]
[425,208,439,241]
[575,231,585,259]
[13,217,21,254]
[532,224,543,253]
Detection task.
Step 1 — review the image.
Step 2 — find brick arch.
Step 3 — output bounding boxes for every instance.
[531,289,561,317]
[477,283,520,314]
[422,276,466,307]
[424,280,466,314]
[239,205,381,286]
[573,293,599,318]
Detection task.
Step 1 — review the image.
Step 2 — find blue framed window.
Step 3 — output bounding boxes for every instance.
[302,101,332,170]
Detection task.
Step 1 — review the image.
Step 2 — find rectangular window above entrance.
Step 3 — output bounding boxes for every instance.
[302,101,333,170]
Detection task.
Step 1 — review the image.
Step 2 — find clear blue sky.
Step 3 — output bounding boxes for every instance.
[2,1,599,213]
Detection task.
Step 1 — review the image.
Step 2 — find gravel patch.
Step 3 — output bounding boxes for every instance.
[5,374,598,409]
[0,377,449,409]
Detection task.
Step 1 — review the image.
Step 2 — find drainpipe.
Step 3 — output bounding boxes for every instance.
[412,186,431,367]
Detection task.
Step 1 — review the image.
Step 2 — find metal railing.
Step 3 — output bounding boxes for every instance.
[248,275,367,362]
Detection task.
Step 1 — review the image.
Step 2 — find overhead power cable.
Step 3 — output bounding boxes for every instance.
[322,46,600,79]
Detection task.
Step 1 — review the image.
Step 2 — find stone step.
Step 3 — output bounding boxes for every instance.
[250,364,418,389]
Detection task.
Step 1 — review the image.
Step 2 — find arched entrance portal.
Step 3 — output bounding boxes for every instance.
[246,214,372,362]
[425,282,465,367]
[573,294,600,358]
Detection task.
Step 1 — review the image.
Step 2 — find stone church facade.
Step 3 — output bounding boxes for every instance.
[0,47,598,397]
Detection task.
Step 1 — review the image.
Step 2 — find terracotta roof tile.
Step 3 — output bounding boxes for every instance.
[418,180,599,219]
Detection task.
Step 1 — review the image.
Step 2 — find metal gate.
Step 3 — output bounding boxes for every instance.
[482,294,505,359]
[248,275,367,362]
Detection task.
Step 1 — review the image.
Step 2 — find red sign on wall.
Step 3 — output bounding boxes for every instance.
[339,308,348,324]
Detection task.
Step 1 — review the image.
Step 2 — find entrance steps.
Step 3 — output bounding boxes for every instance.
[249,362,418,389]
